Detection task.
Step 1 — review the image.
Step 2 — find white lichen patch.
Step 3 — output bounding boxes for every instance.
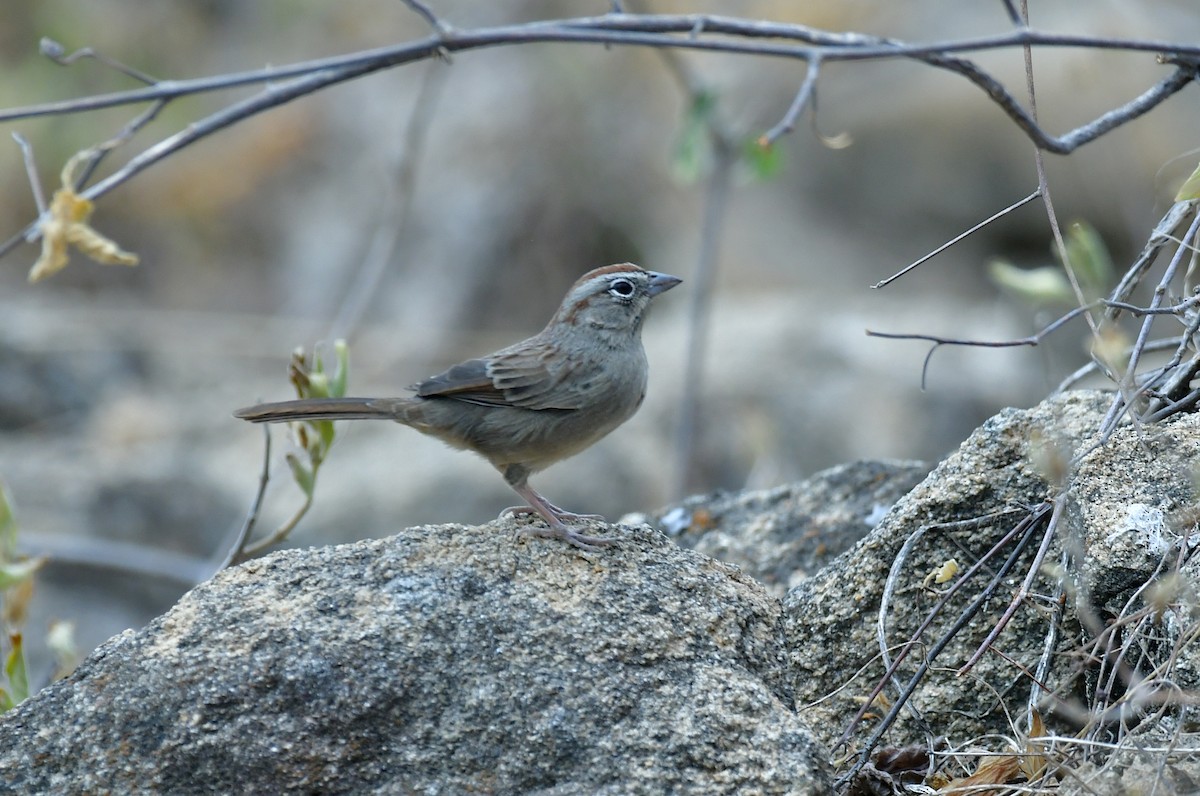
[1105,503,1171,555]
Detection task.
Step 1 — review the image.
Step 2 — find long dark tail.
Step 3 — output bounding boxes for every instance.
[233,397,400,423]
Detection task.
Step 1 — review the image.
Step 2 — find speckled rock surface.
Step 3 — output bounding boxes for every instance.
[645,460,931,595]
[783,390,1115,751]
[0,521,833,795]
[783,390,1200,793]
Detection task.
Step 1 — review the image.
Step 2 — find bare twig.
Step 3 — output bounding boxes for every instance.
[1,21,1194,127]
[759,55,821,147]
[1105,202,1196,322]
[74,98,169,190]
[39,37,158,85]
[958,495,1065,675]
[11,133,45,214]
[835,501,1053,788]
[998,0,1023,26]
[673,150,734,498]
[1097,212,1200,440]
[234,493,313,564]
[837,507,1039,746]
[872,190,1041,289]
[0,16,1194,263]
[866,301,1101,389]
[1054,338,1186,393]
[400,0,451,34]
[330,61,449,342]
[1017,0,1099,345]
[1028,547,1068,727]
[220,424,273,570]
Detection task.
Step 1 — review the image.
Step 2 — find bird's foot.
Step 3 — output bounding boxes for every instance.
[502,504,605,523]
[502,506,615,549]
[517,522,616,550]
[502,482,616,549]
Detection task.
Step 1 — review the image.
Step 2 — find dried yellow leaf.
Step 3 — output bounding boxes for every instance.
[1176,161,1200,202]
[28,153,139,283]
[1020,710,1048,781]
[923,558,960,589]
[941,753,1021,794]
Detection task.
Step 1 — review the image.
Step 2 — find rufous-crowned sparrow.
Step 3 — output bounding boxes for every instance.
[235,263,682,549]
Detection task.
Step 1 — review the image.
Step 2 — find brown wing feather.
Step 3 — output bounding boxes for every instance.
[412,343,594,411]
[411,358,510,408]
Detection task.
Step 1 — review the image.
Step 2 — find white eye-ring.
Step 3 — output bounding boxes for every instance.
[609,277,635,298]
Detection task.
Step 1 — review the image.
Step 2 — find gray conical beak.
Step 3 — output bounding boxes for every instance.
[647,271,683,297]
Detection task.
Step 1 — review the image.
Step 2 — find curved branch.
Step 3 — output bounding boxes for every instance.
[1,14,1197,261]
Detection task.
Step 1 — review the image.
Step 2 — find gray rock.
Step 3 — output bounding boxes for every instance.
[12,387,1200,793]
[1068,408,1200,617]
[649,460,931,596]
[780,390,1200,791]
[783,390,1114,752]
[0,521,833,795]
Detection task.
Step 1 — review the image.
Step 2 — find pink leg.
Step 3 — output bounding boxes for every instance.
[506,480,615,550]
[502,499,604,523]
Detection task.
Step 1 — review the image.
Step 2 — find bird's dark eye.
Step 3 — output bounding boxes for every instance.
[609,278,635,298]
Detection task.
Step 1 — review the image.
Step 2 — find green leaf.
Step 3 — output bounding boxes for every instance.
[1062,221,1112,299]
[314,418,336,453]
[742,137,783,180]
[0,687,13,713]
[306,371,330,400]
[0,483,16,560]
[989,260,1074,306]
[286,453,315,498]
[1176,161,1200,202]
[329,340,349,399]
[672,125,709,184]
[0,558,43,590]
[671,90,718,184]
[5,634,28,705]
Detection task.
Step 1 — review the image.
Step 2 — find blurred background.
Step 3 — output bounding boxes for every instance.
[1,0,1199,677]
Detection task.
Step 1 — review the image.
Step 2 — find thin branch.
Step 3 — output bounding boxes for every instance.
[0,19,1194,124]
[329,61,449,342]
[1140,307,1200,419]
[873,190,1040,289]
[400,0,451,34]
[835,501,1053,788]
[1104,296,1200,316]
[867,301,1101,388]
[1098,212,1200,439]
[999,0,1023,26]
[836,506,1039,750]
[759,55,821,147]
[2,22,1190,127]
[235,494,313,564]
[957,494,1064,675]
[1105,201,1196,322]
[1143,382,1200,423]
[1018,0,1099,345]
[1,57,422,259]
[74,98,168,190]
[664,44,737,498]
[219,424,273,570]
[1028,547,1068,728]
[39,37,158,86]
[1055,337,1186,393]
[0,17,1194,262]
[11,133,45,214]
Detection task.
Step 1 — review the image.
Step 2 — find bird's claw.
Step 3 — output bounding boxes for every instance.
[517,523,616,550]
